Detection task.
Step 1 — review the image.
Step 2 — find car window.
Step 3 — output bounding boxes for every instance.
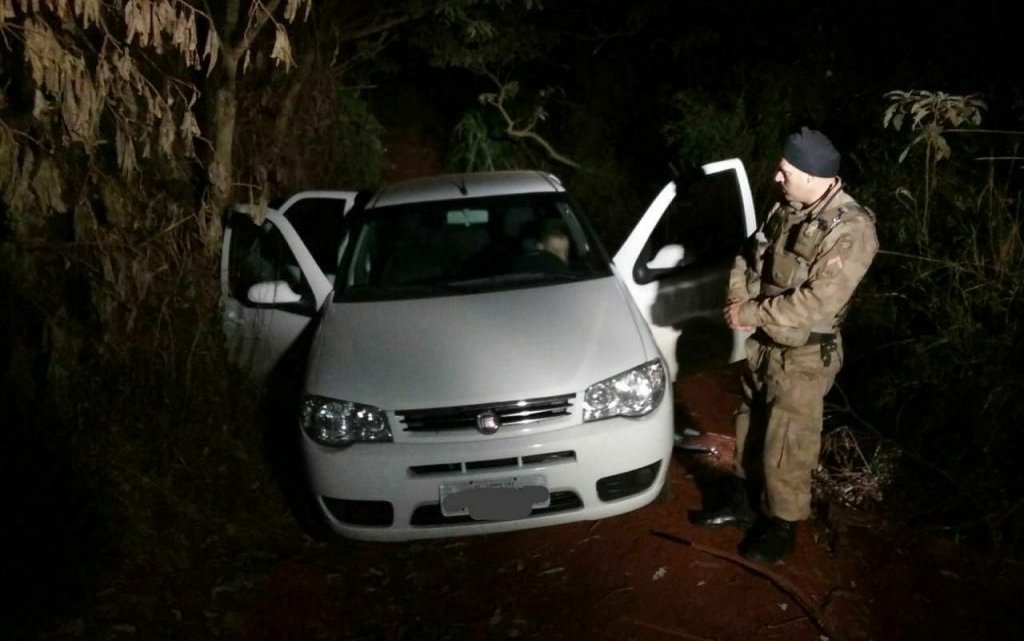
[336,193,612,301]
[643,171,748,268]
[282,198,349,278]
[228,215,313,305]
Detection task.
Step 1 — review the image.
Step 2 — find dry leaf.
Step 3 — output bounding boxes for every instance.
[202,26,219,73]
[270,24,293,69]
[31,157,66,212]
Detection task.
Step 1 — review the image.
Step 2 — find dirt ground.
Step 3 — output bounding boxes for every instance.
[205,366,1020,641]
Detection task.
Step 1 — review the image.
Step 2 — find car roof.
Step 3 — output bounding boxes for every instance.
[367,170,565,208]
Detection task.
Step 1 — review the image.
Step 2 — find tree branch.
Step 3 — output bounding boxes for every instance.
[482,71,579,169]
[336,12,424,44]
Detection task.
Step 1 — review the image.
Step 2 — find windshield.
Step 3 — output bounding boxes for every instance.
[335,193,612,301]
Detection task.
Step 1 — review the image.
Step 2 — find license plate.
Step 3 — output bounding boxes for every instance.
[439,474,550,518]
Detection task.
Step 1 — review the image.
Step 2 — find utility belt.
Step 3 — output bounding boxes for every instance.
[804,332,837,346]
[753,329,840,366]
[753,328,835,347]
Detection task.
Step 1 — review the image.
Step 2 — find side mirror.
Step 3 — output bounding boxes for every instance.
[248,280,303,305]
[633,243,688,285]
[647,244,686,269]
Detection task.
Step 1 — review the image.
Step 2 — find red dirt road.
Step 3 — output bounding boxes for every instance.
[236,367,1024,641]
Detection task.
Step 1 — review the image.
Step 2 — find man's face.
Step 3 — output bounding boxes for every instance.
[774,158,812,203]
[540,234,570,263]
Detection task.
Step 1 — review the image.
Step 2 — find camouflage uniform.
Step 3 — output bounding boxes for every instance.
[727,179,878,521]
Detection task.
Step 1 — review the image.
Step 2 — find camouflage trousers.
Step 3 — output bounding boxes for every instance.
[733,333,843,521]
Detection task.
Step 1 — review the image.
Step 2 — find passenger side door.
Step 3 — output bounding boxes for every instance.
[219,192,357,384]
[614,159,757,380]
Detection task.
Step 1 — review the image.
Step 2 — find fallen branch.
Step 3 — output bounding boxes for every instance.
[650,529,838,641]
[631,618,715,641]
[764,614,809,630]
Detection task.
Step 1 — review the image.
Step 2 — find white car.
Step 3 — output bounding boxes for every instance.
[220,161,755,541]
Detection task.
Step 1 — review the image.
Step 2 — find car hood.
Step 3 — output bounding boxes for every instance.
[305,277,655,409]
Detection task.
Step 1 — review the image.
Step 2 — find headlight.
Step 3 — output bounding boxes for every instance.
[583,359,666,422]
[300,395,392,447]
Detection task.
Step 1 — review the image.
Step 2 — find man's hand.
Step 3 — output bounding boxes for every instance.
[724,300,755,332]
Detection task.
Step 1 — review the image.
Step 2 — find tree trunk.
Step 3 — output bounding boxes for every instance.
[204,0,244,248]
[211,62,238,208]
[201,59,238,249]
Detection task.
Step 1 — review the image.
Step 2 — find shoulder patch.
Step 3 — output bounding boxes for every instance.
[822,255,844,278]
[838,202,876,223]
[835,233,854,256]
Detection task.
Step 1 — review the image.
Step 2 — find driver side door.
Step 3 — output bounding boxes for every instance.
[219,192,357,384]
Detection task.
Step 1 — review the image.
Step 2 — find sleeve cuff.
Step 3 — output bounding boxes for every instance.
[738,301,760,327]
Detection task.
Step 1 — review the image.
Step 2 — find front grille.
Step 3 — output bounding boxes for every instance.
[397,394,575,432]
[410,490,583,525]
[409,450,577,477]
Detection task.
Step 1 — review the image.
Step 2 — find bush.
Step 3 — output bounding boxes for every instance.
[847,91,1024,552]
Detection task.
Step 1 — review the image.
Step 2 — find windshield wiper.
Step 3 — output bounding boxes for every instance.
[448,271,585,288]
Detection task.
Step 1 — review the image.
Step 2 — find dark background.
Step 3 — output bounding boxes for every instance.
[2,1,1022,638]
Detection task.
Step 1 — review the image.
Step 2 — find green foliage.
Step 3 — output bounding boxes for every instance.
[557,108,642,251]
[447,107,544,172]
[884,90,986,163]
[881,90,989,248]
[662,90,758,165]
[260,85,386,191]
[850,90,1024,551]
[661,87,788,204]
[413,0,548,72]
[447,82,642,251]
[449,110,506,171]
[330,88,387,187]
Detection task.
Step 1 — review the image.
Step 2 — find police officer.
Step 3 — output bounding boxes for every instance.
[690,127,879,564]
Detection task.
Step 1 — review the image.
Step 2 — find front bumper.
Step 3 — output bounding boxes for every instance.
[300,398,673,541]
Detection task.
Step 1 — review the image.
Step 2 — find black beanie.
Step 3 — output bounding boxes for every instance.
[783,127,840,177]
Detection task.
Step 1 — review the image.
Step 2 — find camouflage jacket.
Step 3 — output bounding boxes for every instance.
[728,180,879,346]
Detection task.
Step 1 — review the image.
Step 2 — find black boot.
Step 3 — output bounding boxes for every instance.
[739,517,796,564]
[689,476,756,529]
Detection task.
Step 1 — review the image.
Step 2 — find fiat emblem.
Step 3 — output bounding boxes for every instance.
[476,411,500,435]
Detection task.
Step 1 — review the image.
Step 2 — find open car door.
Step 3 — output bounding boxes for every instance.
[614,159,757,380]
[220,191,358,384]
